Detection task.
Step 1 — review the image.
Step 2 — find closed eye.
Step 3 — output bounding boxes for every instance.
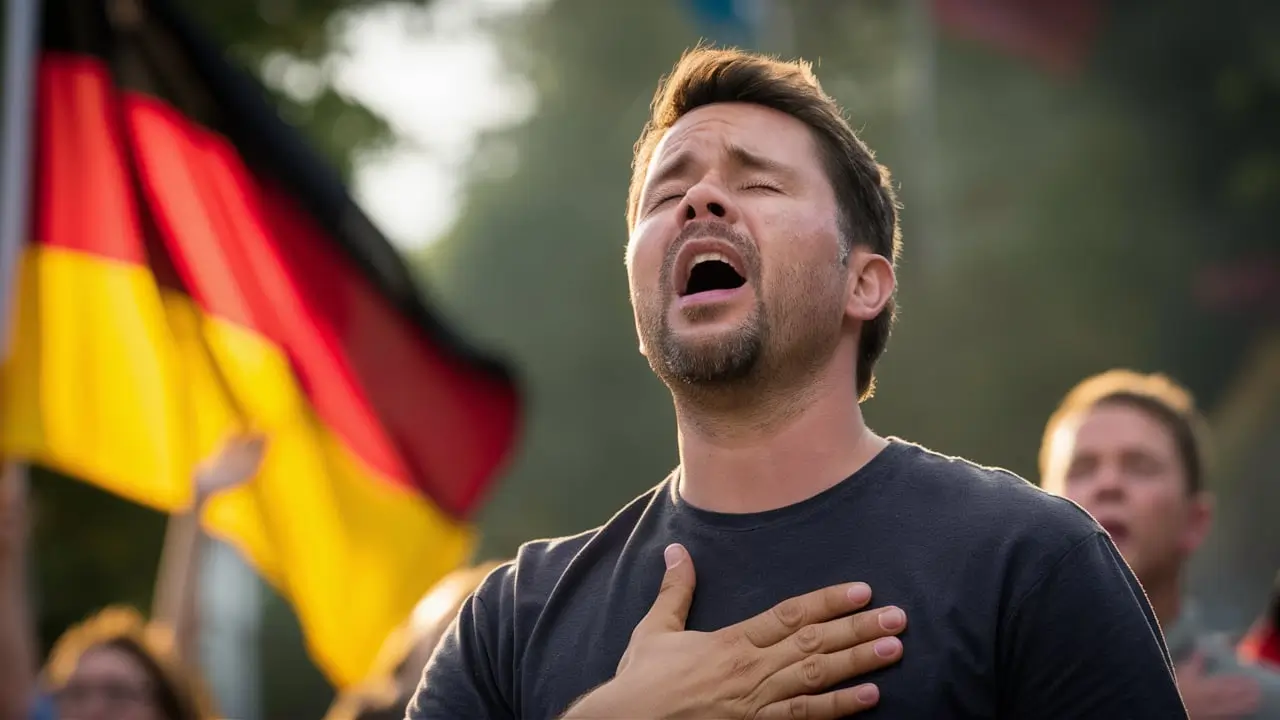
[742,182,782,193]
[645,192,685,214]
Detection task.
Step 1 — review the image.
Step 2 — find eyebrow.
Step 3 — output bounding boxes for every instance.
[645,143,793,196]
[725,143,793,176]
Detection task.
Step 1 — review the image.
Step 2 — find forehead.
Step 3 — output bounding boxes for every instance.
[647,102,820,177]
[1057,403,1179,458]
[74,645,151,683]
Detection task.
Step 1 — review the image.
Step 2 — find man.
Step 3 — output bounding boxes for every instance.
[1040,369,1280,718]
[409,48,1185,718]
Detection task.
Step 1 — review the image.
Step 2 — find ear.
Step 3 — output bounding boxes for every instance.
[845,248,895,323]
[1180,491,1214,556]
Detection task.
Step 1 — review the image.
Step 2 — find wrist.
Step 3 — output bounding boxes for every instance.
[561,680,650,719]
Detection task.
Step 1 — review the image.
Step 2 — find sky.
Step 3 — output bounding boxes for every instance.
[312,0,540,250]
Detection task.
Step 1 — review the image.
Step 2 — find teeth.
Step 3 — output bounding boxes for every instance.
[692,252,730,268]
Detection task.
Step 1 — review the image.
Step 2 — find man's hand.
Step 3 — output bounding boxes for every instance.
[1175,652,1262,719]
[564,544,906,720]
[193,432,266,506]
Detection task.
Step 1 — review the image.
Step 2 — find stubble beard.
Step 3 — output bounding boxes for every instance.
[648,295,768,387]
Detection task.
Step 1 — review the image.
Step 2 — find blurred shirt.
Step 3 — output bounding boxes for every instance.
[27,693,55,720]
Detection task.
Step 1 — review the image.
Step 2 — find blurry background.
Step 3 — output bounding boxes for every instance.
[22,0,1278,716]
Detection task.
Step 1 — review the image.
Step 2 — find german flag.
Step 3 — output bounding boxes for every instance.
[0,0,520,687]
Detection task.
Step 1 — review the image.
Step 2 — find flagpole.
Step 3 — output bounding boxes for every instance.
[0,0,43,698]
[1,0,43,490]
[1,0,41,359]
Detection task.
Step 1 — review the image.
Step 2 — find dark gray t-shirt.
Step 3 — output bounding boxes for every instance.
[409,440,1187,718]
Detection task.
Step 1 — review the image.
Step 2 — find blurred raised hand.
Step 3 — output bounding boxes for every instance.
[193,432,267,505]
[153,431,268,666]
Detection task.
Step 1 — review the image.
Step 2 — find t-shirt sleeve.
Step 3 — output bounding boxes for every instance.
[405,587,514,720]
[998,531,1188,718]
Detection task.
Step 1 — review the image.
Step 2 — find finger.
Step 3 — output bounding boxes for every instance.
[738,582,873,648]
[756,635,903,706]
[764,605,907,673]
[755,683,881,720]
[633,544,696,636]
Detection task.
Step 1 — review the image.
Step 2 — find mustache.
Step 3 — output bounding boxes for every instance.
[660,220,758,281]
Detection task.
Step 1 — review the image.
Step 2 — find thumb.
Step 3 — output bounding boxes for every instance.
[636,544,697,635]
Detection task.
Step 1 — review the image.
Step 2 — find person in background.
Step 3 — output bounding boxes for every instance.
[0,433,265,720]
[321,561,504,720]
[1238,571,1280,670]
[1040,369,1280,719]
[39,607,208,720]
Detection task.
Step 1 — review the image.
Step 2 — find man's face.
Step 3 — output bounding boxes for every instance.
[1043,402,1211,585]
[626,102,851,388]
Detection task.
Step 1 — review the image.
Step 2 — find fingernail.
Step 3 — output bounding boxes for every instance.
[874,637,901,658]
[879,607,905,630]
[856,684,879,703]
[846,583,871,604]
[664,544,683,569]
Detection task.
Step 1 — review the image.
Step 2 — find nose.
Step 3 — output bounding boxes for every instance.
[677,180,739,229]
[1091,463,1127,502]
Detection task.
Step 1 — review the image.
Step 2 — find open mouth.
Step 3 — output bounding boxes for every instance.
[1100,520,1130,544]
[681,253,746,297]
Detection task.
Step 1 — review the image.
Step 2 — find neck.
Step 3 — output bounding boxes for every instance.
[672,354,887,514]
[1143,570,1183,629]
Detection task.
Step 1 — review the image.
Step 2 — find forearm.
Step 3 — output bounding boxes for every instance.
[151,506,204,669]
[0,555,37,720]
[0,463,37,720]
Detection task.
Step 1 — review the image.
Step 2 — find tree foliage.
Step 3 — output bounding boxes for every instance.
[423,0,1277,579]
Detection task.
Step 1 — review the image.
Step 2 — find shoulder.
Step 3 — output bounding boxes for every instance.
[887,440,1110,598]
[473,480,670,613]
[890,438,1102,545]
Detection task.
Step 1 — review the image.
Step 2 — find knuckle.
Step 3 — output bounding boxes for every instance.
[798,656,825,690]
[786,696,810,720]
[854,610,885,640]
[772,598,807,630]
[794,624,822,654]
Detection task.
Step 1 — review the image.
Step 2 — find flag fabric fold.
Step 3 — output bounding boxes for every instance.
[0,0,521,687]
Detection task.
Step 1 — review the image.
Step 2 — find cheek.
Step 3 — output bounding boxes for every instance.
[626,225,667,290]
[760,212,842,277]
[1131,487,1185,527]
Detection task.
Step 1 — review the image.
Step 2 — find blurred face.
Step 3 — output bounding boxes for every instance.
[56,645,162,720]
[626,103,858,389]
[1043,402,1211,585]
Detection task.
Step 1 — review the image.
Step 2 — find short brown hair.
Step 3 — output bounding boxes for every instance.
[1039,370,1210,493]
[44,606,210,720]
[628,46,902,401]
